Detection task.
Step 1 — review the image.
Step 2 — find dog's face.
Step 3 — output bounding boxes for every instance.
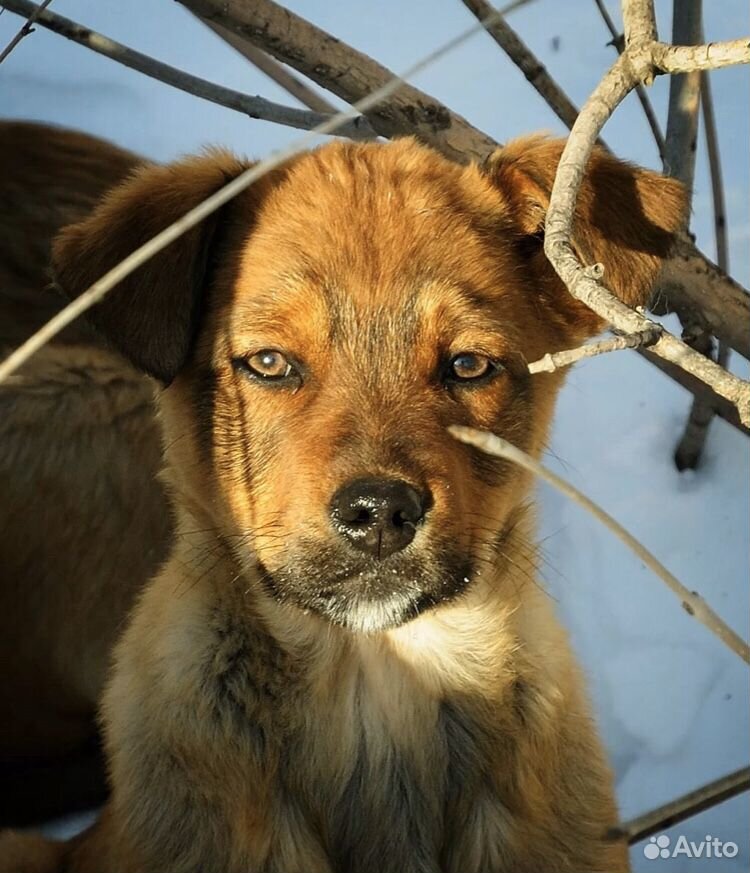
[54,137,684,632]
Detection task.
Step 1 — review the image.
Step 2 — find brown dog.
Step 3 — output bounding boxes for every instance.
[0,123,685,872]
[0,122,172,826]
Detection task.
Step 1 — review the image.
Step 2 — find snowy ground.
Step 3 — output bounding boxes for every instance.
[1,1,748,869]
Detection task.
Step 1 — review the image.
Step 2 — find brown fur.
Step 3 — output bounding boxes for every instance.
[0,124,685,871]
[0,122,171,821]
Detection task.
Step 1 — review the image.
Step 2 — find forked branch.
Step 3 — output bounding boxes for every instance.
[542,50,750,425]
[176,0,498,163]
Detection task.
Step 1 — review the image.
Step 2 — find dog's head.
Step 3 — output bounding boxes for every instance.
[53,136,685,632]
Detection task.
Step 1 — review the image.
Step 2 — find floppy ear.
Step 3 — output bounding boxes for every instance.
[486,136,687,340]
[52,151,249,383]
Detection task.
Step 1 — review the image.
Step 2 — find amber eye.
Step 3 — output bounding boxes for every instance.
[233,349,296,382]
[448,353,496,382]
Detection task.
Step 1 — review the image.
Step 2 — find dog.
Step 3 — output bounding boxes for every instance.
[0,121,685,872]
[0,121,172,827]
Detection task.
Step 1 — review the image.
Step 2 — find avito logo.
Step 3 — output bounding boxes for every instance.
[644,834,739,861]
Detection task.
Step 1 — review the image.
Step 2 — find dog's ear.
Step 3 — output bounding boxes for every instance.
[486,136,687,340]
[52,151,248,383]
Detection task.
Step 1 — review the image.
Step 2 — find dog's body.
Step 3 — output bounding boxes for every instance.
[0,121,685,872]
[0,123,170,821]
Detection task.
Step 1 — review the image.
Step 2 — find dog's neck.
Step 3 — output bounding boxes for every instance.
[168,500,562,705]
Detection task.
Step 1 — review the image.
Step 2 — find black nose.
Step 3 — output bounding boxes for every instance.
[330,478,427,559]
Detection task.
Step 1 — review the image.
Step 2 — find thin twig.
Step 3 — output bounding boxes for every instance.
[701,67,730,278]
[542,50,750,425]
[592,0,666,160]
[0,0,50,64]
[200,18,339,115]
[448,425,750,664]
[0,0,375,140]
[527,328,661,374]
[609,766,750,844]
[459,0,581,132]
[0,4,509,385]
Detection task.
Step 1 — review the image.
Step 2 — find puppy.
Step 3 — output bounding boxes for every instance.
[1,129,684,872]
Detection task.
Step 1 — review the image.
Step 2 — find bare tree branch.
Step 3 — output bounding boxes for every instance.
[0,0,375,140]
[0,0,50,64]
[527,328,661,374]
[199,18,340,116]
[457,0,748,363]
[593,0,666,160]
[661,0,716,470]
[656,238,749,359]
[174,0,750,369]
[635,346,748,435]
[621,0,657,48]
[176,0,498,164]
[542,49,750,425]
[653,37,750,73]
[701,67,730,282]
[1,0,747,422]
[663,0,702,186]
[674,30,732,469]
[0,5,503,385]
[609,766,750,844]
[460,0,581,131]
[449,425,750,663]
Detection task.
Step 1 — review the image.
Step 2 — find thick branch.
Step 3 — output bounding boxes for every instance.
[621,0,657,48]
[176,0,498,164]
[672,59,731,469]
[665,0,713,470]
[635,346,748,435]
[449,425,750,663]
[0,0,375,140]
[609,766,750,844]
[593,0,666,160]
[664,0,702,186]
[542,52,750,425]
[657,236,749,359]
[200,19,339,116]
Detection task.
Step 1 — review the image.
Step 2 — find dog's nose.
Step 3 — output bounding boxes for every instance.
[330,478,427,559]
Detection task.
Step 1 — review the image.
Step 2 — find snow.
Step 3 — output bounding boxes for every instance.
[1,1,747,869]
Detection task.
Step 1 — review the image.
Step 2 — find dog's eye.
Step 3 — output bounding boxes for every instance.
[233,350,296,382]
[447,353,497,382]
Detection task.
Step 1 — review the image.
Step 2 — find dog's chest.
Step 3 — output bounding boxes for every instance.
[209,620,515,873]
